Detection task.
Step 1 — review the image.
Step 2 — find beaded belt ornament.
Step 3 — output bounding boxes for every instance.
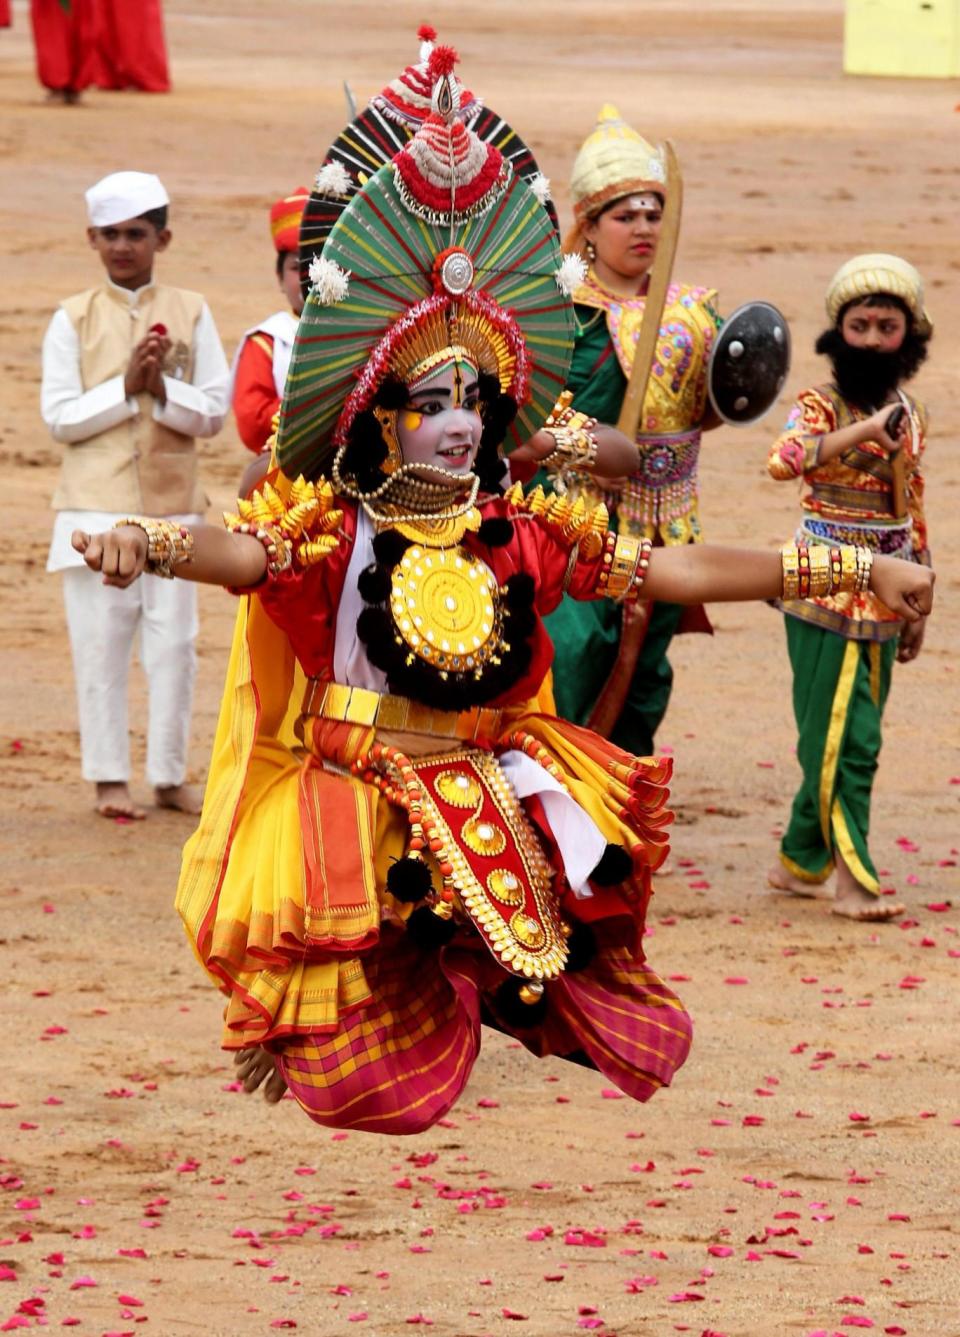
[799,517,913,559]
[632,428,701,489]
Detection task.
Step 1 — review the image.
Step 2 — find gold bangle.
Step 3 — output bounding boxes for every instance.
[780,544,800,601]
[114,516,194,579]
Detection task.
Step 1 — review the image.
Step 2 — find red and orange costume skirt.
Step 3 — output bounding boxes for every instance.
[176,599,691,1134]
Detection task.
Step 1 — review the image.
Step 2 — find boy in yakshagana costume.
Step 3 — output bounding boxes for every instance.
[74,55,932,1133]
[767,254,933,921]
[43,171,230,819]
[231,187,309,456]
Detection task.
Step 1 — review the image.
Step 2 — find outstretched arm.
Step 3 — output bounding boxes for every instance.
[642,545,933,623]
[72,522,268,590]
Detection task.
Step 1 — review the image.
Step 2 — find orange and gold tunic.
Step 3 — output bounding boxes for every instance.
[767,383,929,641]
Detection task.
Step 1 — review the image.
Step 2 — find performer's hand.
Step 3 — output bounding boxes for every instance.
[72,526,148,588]
[897,616,926,663]
[508,429,561,465]
[861,405,907,454]
[870,555,934,623]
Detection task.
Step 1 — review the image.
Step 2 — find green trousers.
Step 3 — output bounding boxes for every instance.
[545,597,685,757]
[780,615,896,893]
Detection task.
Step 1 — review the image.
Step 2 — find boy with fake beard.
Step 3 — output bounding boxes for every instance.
[766,253,933,922]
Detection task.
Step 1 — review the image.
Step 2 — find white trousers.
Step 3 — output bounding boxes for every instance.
[61,566,198,787]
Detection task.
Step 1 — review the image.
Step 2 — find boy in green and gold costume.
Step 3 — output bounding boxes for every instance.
[766,254,933,922]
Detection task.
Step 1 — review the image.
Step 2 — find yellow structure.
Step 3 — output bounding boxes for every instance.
[844,0,960,78]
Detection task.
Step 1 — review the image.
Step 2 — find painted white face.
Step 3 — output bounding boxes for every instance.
[396,358,483,475]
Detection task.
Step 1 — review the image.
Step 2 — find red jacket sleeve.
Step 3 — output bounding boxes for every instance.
[232,334,280,454]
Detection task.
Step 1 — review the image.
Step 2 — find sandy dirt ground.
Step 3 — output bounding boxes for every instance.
[1,2,959,1334]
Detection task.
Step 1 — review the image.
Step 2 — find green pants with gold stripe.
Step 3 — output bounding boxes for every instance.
[780,616,897,894]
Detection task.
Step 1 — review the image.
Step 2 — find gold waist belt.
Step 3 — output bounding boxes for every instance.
[301,681,503,742]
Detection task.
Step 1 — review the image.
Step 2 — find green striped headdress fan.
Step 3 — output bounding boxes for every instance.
[277,48,581,482]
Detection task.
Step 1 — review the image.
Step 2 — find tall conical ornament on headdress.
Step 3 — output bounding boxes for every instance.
[569,104,667,224]
[298,26,557,299]
[278,50,575,483]
[370,23,480,127]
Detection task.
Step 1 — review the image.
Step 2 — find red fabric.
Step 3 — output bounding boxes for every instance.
[92,0,169,92]
[257,496,608,705]
[232,336,279,454]
[0,0,11,29]
[30,0,96,92]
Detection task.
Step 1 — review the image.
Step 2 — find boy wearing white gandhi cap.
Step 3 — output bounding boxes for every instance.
[42,170,230,820]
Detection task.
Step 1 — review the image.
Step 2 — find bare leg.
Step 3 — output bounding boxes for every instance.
[155,783,203,814]
[832,851,904,921]
[235,1046,288,1104]
[96,781,145,820]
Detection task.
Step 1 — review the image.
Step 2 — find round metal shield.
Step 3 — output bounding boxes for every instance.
[707,300,791,426]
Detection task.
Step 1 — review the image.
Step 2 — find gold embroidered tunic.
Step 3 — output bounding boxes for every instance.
[767,383,929,641]
[562,271,721,545]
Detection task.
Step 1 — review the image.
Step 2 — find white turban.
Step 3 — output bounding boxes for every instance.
[85,171,170,228]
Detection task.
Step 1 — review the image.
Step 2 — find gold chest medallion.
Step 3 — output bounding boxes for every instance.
[389,543,504,674]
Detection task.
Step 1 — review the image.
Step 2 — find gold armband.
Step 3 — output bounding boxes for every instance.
[114,517,194,579]
[780,543,873,600]
[599,533,653,603]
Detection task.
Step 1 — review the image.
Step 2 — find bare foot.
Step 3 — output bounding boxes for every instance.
[155,783,203,814]
[235,1046,288,1104]
[833,857,905,921]
[96,782,146,821]
[767,862,826,898]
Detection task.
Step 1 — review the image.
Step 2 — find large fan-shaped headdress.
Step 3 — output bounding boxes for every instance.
[278,49,578,482]
[298,25,557,300]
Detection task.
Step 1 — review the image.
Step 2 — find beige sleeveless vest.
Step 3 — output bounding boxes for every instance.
[52,283,207,515]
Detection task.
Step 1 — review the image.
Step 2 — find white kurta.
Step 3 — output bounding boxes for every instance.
[43,276,227,787]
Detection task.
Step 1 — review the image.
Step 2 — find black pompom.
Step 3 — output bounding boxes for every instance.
[476,517,514,548]
[354,464,388,494]
[406,905,457,950]
[494,393,519,428]
[372,530,412,568]
[503,571,536,611]
[563,921,597,973]
[357,563,392,605]
[493,976,547,1028]
[375,376,409,410]
[590,843,633,886]
[349,409,389,457]
[386,857,433,904]
[356,606,393,650]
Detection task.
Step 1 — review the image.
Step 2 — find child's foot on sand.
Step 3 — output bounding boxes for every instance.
[96,782,145,820]
[766,863,825,898]
[235,1046,288,1103]
[833,861,905,921]
[155,783,203,814]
